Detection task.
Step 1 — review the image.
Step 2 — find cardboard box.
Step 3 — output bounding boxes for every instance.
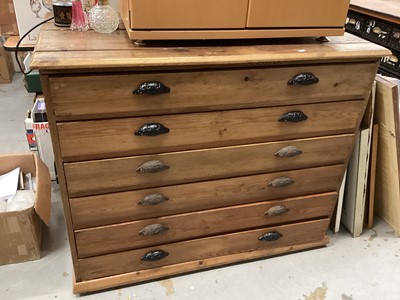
[0,37,15,84]
[0,153,51,265]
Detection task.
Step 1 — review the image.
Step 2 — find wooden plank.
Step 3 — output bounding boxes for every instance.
[332,171,347,233]
[365,123,379,229]
[49,62,377,121]
[78,219,329,280]
[70,164,345,229]
[374,75,400,234]
[342,83,376,236]
[57,101,365,161]
[64,134,355,197]
[75,193,337,258]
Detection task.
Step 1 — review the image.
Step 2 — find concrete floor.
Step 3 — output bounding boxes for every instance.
[1,74,400,300]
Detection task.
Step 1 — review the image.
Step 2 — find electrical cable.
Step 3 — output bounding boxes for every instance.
[15,16,54,76]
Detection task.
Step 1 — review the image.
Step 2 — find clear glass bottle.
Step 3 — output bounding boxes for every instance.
[88,0,119,34]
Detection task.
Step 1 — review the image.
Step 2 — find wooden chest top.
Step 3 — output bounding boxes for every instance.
[30,27,389,72]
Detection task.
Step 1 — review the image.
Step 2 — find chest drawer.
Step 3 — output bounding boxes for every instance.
[70,164,344,229]
[49,62,376,121]
[78,218,329,280]
[64,134,354,197]
[58,101,364,161]
[75,192,336,258]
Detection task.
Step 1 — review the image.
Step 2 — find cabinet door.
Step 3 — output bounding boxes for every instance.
[129,0,249,29]
[247,0,350,28]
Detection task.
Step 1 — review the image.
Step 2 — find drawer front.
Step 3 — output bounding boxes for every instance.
[49,62,376,121]
[75,192,336,258]
[58,101,364,160]
[70,164,344,229]
[78,218,329,280]
[247,0,350,28]
[129,0,248,29]
[64,134,354,197]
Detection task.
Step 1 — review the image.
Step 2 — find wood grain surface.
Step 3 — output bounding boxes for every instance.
[30,30,389,71]
[49,62,376,121]
[57,101,364,161]
[78,218,329,280]
[75,192,336,258]
[70,164,344,229]
[64,134,354,197]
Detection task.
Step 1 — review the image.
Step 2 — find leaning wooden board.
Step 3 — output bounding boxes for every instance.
[30,29,389,293]
[374,75,400,234]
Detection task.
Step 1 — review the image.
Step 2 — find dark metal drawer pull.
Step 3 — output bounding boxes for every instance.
[274,146,303,158]
[139,224,169,236]
[135,123,170,136]
[140,250,169,261]
[138,193,169,206]
[265,205,289,216]
[258,231,283,242]
[136,160,170,173]
[278,111,308,122]
[268,177,294,188]
[288,73,319,86]
[133,81,171,95]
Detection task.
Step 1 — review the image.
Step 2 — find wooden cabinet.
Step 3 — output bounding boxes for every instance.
[120,0,350,40]
[130,0,249,29]
[247,0,350,28]
[31,30,389,294]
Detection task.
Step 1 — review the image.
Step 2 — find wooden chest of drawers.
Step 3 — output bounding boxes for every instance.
[30,29,389,293]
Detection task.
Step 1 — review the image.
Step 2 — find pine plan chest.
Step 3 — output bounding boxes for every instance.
[30,29,389,293]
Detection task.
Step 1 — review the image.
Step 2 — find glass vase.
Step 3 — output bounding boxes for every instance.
[71,0,89,31]
[88,0,119,34]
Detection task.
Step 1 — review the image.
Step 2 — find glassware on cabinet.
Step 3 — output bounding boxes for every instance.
[71,0,89,31]
[88,0,119,34]
[53,0,73,27]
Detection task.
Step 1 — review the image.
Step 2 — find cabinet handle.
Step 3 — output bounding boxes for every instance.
[278,111,308,122]
[268,177,294,188]
[265,205,289,216]
[274,146,303,158]
[136,160,170,173]
[139,224,169,236]
[288,73,319,85]
[135,123,170,136]
[140,250,169,261]
[133,81,171,95]
[138,193,169,206]
[258,231,283,242]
